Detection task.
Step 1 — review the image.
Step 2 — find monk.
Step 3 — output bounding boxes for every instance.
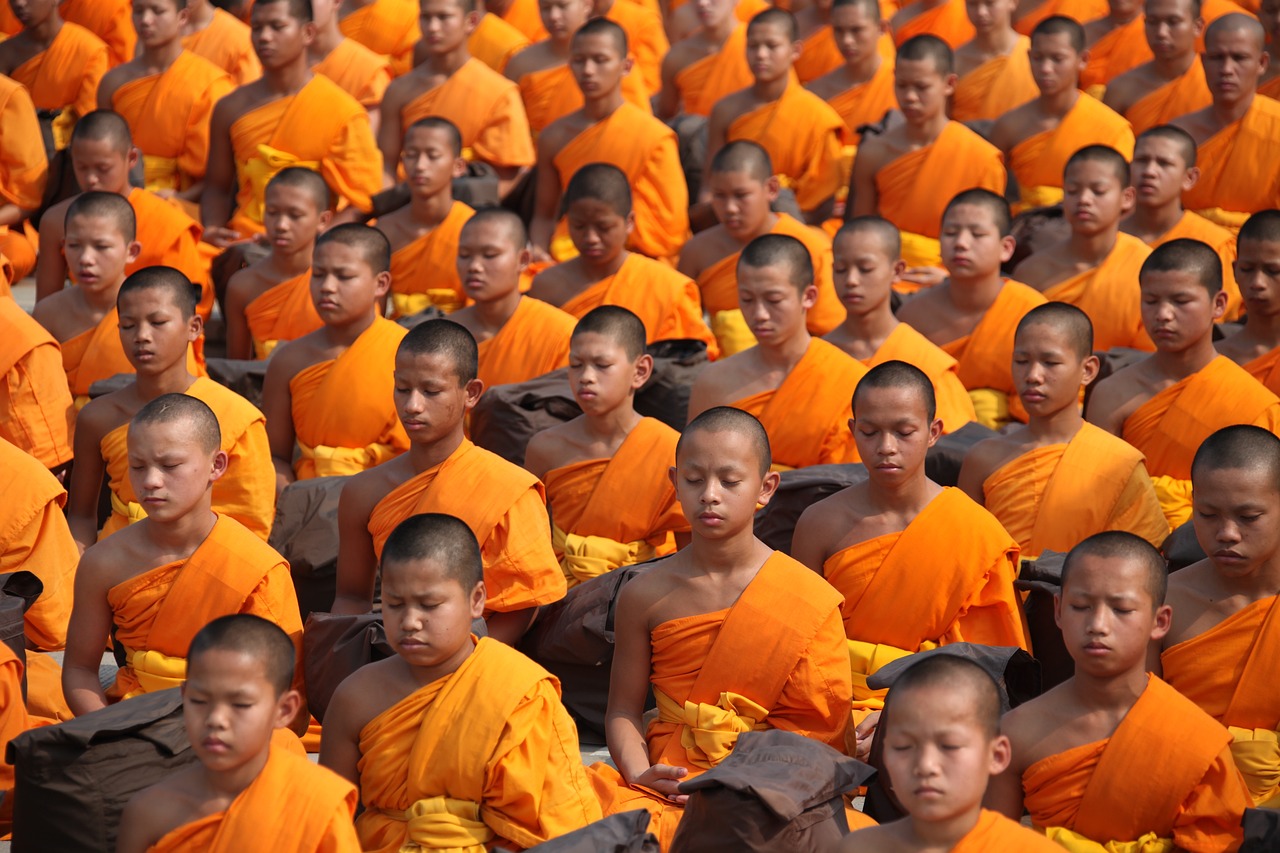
[679,141,843,357]
[804,0,897,152]
[1172,14,1280,233]
[182,0,262,85]
[1160,426,1280,808]
[263,225,409,488]
[60,0,135,68]
[0,73,46,282]
[321,512,600,850]
[891,0,975,48]
[590,406,852,845]
[687,234,868,467]
[118,615,360,853]
[959,303,1168,559]
[225,167,330,360]
[531,19,688,263]
[527,163,717,355]
[203,0,382,249]
[823,217,977,432]
[1218,210,1280,392]
[1103,0,1211,133]
[0,294,73,472]
[985,531,1251,851]
[792,0,848,83]
[338,0,421,76]
[1013,145,1155,352]
[1087,239,1280,528]
[1014,0,1108,34]
[594,0,668,97]
[461,1,531,74]
[67,267,274,552]
[848,35,1006,273]
[656,0,753,119]
[492,0,549,42]
[1079,0,1153,94]
[61,393,306,730]
[952,0,1038,123]
[332,319,566,644]
[309,0,391,132]
[991,16,1136,213]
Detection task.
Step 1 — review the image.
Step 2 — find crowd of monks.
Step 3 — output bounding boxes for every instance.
[1,0,1280,849]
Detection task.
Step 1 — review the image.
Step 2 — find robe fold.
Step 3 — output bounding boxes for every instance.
[953,810,1065,851]
[313,38,391,109]
[59,0,135,68]
[674,25,754,117]
[368,439,566,613]
[10,22,108,150]
[0,643,27,796]
[893,0,975,48]
[1244,347,1280,395]
[1259,74,1280,100]
[1014,0,1108,34]
[823,59,898,137]
[517,61,652,138]
[182,8,261,86]
[468,13,531,74]
[338,0,421,77]
[1042,232,1153,353]
[795,27,843,83]
[861,323,976,432]
[476,297,576,389]
[500,0,549,43]
[1144,210,1241,320]
[1181,94,1280,233]
[356,638,601,852]
[1079,17,1152,93]
[385,201,475,317]
[0,296,73,469]
[60,307,135,402]
[951,36,1039,122]
[605,0,668,96]
[400,58,536,169]
[125,186,213,317]
[0,76,47,283]
[1124,60,1212,135]
[244,270,323,360]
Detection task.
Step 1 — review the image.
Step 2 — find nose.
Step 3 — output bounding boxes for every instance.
[140,464,165,491]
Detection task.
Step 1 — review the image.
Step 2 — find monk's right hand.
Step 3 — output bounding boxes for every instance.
[854,711,882,761]
[632,764,690,803]
[529,244,554,264]
[203,226,242,249]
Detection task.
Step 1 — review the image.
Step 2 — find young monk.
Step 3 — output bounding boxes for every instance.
[804,0,897,146]
[594,0,668,98]
[990,16,1136,213]
[338,0,422,77]
[527,163,717,355]
[951,0,1038,123]
[590,406,853,846]
[117,615,361,853]
[958,303,1168,560]
[67,267,276,550]
[308,0,391,132]
[1103,0,1211,133]
[224,167,331,360]
[61,394,306,729]
[321,512,600,849]
[892,0,975,48]
[524,307,689,587]
[332,320,565,643]
[1078,0,1152,94]
[840,656,1063,852]
[60,0,135,68]
[263,225,409,490]
[1013,145,1155,352]
[656,0,752,119]
[824,218,977,432]
[182,0,262,85]
[1087,239,1280,528]
[687,234,868,468]
[848,35,1006,274]
[1218,210,1280,392]
[986,531,1251,850]
[0,293,74,472]
[0,73,45,283]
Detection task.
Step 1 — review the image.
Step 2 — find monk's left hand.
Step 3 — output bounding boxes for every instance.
[633,764,690,803]
[854,711,882,761]
[899,266,947,288]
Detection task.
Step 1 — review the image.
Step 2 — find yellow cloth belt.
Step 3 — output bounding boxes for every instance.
[122,645,187,698]
[74,394,91,412]
[297,439,400,478]
[110,491,148,526]
[51,108,76,151]
[710,309,758,358]
[1227,725,1280,807]
[551,523,655,588]
[1151,474,1193,529]
[1013,186,1065,215]
[654,687,769,770]
[1043,827,1174,852]
[240,145,320,226]
[383,796,493,852]
[1194,207,1251,235]
[968,388,1012,431]
[253,337,280,360]
[847,638,936,712]
[836,144,856,204]
[899,230,942,270]
[392,290,464,319]
[143,154,181,193]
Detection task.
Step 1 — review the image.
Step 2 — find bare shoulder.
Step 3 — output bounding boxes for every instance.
[328,655,416,736]
[1101,64,1147,114]
[538,113,582,158]
[264,332,323,385]
[840,823,907,852]
[710,88,754,123]
[663,36,703,73]
[965,432,1028,484]
[504,43,546,80]
[895,285,946,326]
[342,455,413,514]
[677,225,729,278]
[526,260,576,303]
[39,195,73,234]
[76,389,135,444]
[118,765,208,853]
[522,420,580,479]
[990,100,1036,149]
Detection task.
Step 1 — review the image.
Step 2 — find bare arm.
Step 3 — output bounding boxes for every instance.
[485,607,538,645]
[956,440,999,504]
[261,348,299,495]
[34,205,68,303]
[1082,377,1128,436]
[201,98,240,247]
[62,549,114,716]
[65,404,109,551]
[528,134,561,262]
[376,80,408,186]
[789,505,830,574]
[332,475,381,614]
[222,272,254,361]
[318,675,367,786]
[847,143,879,219]
[655,50,683,120]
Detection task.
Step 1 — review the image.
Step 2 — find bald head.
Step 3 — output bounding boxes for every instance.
[71,109,133,153]
[267,166,331,212]
[573,305,647,360]
[315,223,391,274]
[562,162,632,217]
[1192,425,1280,484]
[1239,209,1280,245]
[1066,144,1130,187]
[884,654,1002,738]
[1204,11,1265,49]
[680,407,772,476]
[381,513,484,591]
[748,7,799,40]
[853,360,937,423]
[897,33,953,74]
[574,16,628,53]
[1136,125,1197,168]
[460,207,528,248]
[398,319,479,385]
[1141,238,1222,295]
[1033,15,1086,52]
[837,216,902,259]
[710,140,774,182]
[1062,531,1168,607]
[406,116,464,157]
[738,233,814,292]
[131,393,222,454]
[66,191,137,243]
[118,266,200,320]
[831,0,882,17]
[1016,302,1094,359]
[943,188,1012,237]
[188,614,296,695]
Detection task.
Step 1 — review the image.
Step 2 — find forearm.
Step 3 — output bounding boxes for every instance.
[484,607,537,645]
[529,216,555,252]
[62,664,109,717]
[606,711,654,784]
[201,186,233,230]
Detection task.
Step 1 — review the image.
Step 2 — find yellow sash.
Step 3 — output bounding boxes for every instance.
[1043,827,1174,852]
[122,645,187,698]
[551,523,656,588]
[382,795,494,852]
[297,439,400,478]
[143,154,181,192]
[1150,474,1193,529]
[391,290,465,319]
[253,337,281,360]
[1014,185,1064,215]
[710,309,758,358]
[110,491,148,526]
[968,388,1012,431]
[654,688,769,770]
[240,145,320,225]
[847,638,938,714]
[899,230,941,269]
[1227,725,1280,807]
[1194,207,1250,235]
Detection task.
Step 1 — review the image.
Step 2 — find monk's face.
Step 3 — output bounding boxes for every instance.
[393,350,482,443]
[71,137,135,195]
[745,22,800,85]
[708,169,775,240]
[671,428,777,539]
[965,0,1017,35]
[1055,555,1170,675]
[1191,464,1280,581]
[133,0,188,47]
[539,0,590,41]
[1029,32,1084,95]
[1234,237,1280,318]
[568,332,649,415]
[419,0,478,55]
[1012,322,1097,418]
[310,240,391,326]
[456,220,528,304]
[117,287,202,375]
[381,558,486,673]
[1261,0,1280,40]
[1130,136,1196,209]
[1139,268,1225,352]
[831,229,900,319]
[262,183,328,255]
[852,386,941,484]
[183,649,298,774]
[1062,160,1133,237]
[893,58,955,123]
[693,0,738,30]
[63,214,140,294]
[401,126,466,199]
[565,197,633,265]
[1202,23,1268,105]
[830,3,884,66]
[126,419,228,522]
[7,0,55,28]
[250,0,316,69]
[1110,0,1143,21]
[1143,0,1202,62]
[737,261,816,343]
[570,32,632,99]
[940,203,1015,282]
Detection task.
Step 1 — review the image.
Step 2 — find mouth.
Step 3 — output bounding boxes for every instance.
[577,389,597,400]
[1083,642,1110,655]
[1213,550,1245,563]
[316,298,340,311]
[202,737,230,753]
[1021,389,1046,403]
[134,349,156,361]
[402,420,430,431]
[698,512,724,525]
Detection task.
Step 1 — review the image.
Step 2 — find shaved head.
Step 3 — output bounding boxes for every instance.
[398,319,479,385]
[896,34,953,74]
[748,7,799,40]
[254,0,314,22]
[267,166,331,212]
[738,233,815,292]
[884,654,1002,738]
[1062,531,1168,606]
[460,207,528,248]
[1204,11,1265,48]
[118,266,200,319]
[832,0,882,17]
[381,513,484,590]
[837,216,902,259]
[573,305,647,360]
[1239,210,1280,245]
[710,140,774,182]
[562,162,632,217]
[188,614,296,695]
[680,407,772,476]
[944,188,1012,236]
[1033,15,1086,52]
[66,191,137,243]
[1141,238,1222,295]
[316,223,391,274]
[1066,144,1131,187]
[71,109,134,152]
[573,17,628,53]
[1192,425,1280,484]
[1016,302,1094,359]
[131,393,222,454]
[406,116,463,157]
[1136,125,1198,168]
[853,360,937,423]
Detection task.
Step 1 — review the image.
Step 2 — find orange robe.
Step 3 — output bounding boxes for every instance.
[1022,675,1249,852]
[795,27,844,84]
[1015,0,1109,34]
[1079,17,1152,93]
[1145,210,1241,320]
[1042,232,1154,352]
[1124,59,1212,135]
[338,0,421,77]
[476,297,575,389]
[61,307,136,401]
[98,377,276,541]
[384,202,474,317]
[500,0,550,43]
[291,317,409,479]
[0,643,27,796]
[367,439,567,614]
[0,296,73,469]
[893,0,975,48]
[1181,94,1280,234]
[356,638,601,853]
[1259,74,1280,100]
[244,270,323,359]
[516,60,652,138]
[823,58,898,136]
[182,8,261,86]
[674,25,753,118]
[9,22,108,150]
[0,75,46,282]
[226,75,382,237]
[468,13,531,74]
[953,810,1066,852]
[982,422,1169,559]
[605,0,668,96]
[1244,347,1280,395]
[0,4,17,35]
[951,36,1039,122]
[121,187,213,318]
[861,323,976,432]
[148,745,360,852]
[313,38,391,109]
[545,417,687,586]
[59,0,134,67]
[1162,595,1280,808]
[590,552,852,847]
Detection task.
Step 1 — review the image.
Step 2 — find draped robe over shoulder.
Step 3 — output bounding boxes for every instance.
[1125,59,1211,135]
[1244,347,1280,395]
[893,0,975,48]
[953,810,1064,852]
[313,38,391,109]
[182,8,261,86]
[1181,94,1280,233]
[338,0,421,76]
[59,0,134,68]
[951,36,1038,122]
[244,270,323,359]
[674,25,753,117]
[1042,232,1154,352]
[0,77,47,281]
[400,59,535,170]
[475,297,575,389]
[384,201,475,317]
[0,296,73,469]
[1078,17,1152,93]
[861,323,976,432]
[10,22,108,150]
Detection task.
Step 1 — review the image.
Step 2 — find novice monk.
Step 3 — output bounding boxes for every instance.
[804,0,898,145]
[224,167,330,361]
[1012,145,1155,352]
[823,218,976,432]
[1087,239,1280,528]
[990,16,1136,213]
[61,394,306,728]
[958,303,1168,559]
[1160,426,1280,808]
[524,307,689,587]
[1103,0,1211,133]
[117,615,361,853]
[182,0,262,85]
[0,294,74,472]
[332,320,565,643]
[590,406,853,845]
[951,0,1039,122]
[263,225,408,489]
[338,0,422,77]
[656,0,752,119]
[891,0,975,48]
[67,268,275,550]
[0,73,45,283]
[1218,210,1280,391]
[308,0,391,131]
[321,513,600,850]
[1078,0,1153,94]
[985,531,1251,851]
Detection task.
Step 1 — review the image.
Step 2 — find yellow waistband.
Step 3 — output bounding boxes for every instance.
[253,337,280,360]
[551,523,656,588]
[297,440,400,478]
[240,145,320,226]
[847,638,937,710]
[123,645,188,698]
[968,388,1012,431]
[391,290,465,319]
[1227,725,1280,807]
[1042,826,1173,852]
[1013,186,1065,215]
[899,230,942,269]
[110,491,148,525]
[143,154,181,193]
[709,309,758,358]
[380,796,493,851]
[1194,207,1250,234]
[1150,474,1193,530]
[654,687,769,770]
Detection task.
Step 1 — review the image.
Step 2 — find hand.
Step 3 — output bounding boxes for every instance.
[202,226,241,249]
[631,764,690,803]
[899,266,947,288]
[529,244,554,264]
[854,710,881,761]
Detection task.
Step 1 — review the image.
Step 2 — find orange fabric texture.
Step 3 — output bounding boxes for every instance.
[468,13,531,74]
[893,0,975,48]
[182,8,261,86]
[1244,347,1280,395]
[59,0,135,67]
[862,323,976,432]
[1182,94,1280,232]
[400,58,535,169]
[500,0,550,43]
[1146,210,1242,320]
[951,36,1038,122]
[313,38,391,109]
[10,22,108,147]
[1042,232,1154,352]
[384,201,475,316]
[824,58,898,134]
[244,271,323,359]
[0,75,47,210]
[954,810,1065,852]
[1015,0,1108,34]
[338,0,421,76]
[1079,17,1152,92]
[124,187,212,318]
[516,61,652,137]
[0,643,27,795]
[0,296,73,469]
[475,297,575,389]
[1007,93,1135,210]
[795,27,844,83]
[1124,59,1211,135]
[674,25,754,117]
[605,0,668,95]
[60,307,136,399]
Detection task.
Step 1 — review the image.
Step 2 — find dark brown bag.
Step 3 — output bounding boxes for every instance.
[269,476,347,620]
[1242,808,1280,852]
[634,339,710,431]
[753,464,868,554]
[499,810,659,853]
[1016,550,1074,690]
[925,421,998,487]
[470,369,581,466]
[204,357,268,410]
[1163,520,1204,572]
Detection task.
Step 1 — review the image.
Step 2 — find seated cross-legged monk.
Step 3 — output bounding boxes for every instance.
[321,513,600,851]
[263,225,409,491]
[959,303,1169,559]
[1078,0,1153,96]
[59,0,135,68]
[0,293,74,472]
[985,531,1252,851]
[656,0,753,121]
[589,407,854,846]
[687,234,868,468]
[1087,239,1280,529]
[182,0,262,86]
[1218,210,1280,393]
[1103,0,1211,134]
[0,73,46,283]
[951,0,1039,123]
[339,0,422,77]
[524,307,690,587]
[307,0,392,133]
[332,320,566,643]
[891,0,975,48]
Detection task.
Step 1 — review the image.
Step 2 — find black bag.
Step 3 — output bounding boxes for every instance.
[204,357,268,410]
[500,810,659,853]
[1241,808,1280,852]
[925,421,998,487]
[753,464,868,554]
[866,642,1042,712]
[269,476,347,620]
[634,340,710,431]
[470,369,581,466]
[1163,520,1205,572]
[0,572,43,699]
[1016,550,1074,690]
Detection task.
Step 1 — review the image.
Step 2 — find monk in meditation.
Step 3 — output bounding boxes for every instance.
[118,615,360,853]
[804,0,897,151]
[990,16,1135,212]
[308,0,391,132]
[0,73,45,283]
[0,292,73,472]
[848,35,1006,274]
[1012,145,1155,352]
[985,531,1251,851]
[952,0,1038,124]
[332,319,565,642]
[1079,0,1153,95]
[590,406,852,845]
[67,267,275,550]
[60,0,135,68]
[1218,210,1280,392]
[61,393,306,731]
[182,0,262,85]
[224,167,330,361]
[1087,239,1280,528]
[338,0,421,76]
[322,512,600,850]
[958,303,1168,559]
[823,217,976,432]
[524,307,689,587]
[892,0,975,48]
[1103,0,1211,133]
[656,0,752,119]
[527,163,717,355]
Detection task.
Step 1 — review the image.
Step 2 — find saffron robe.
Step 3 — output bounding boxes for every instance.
[338,0,421,77]
[516,60,652,138]
[182,8,261,86]
[0,76,46,282]
[499,0,549,43]
[1015,0,1108,34]
[1259,74,1280,100]
[823,58,898,136]
[605,0,668,96]
[0,643,27,795]
[468,13,531,74]
[1042,232,1154,353]
[0,296,73,469]
[10,22,108,150]
[59,305,204,403]
[861,323,976,432]
[951,36,1039,122]
[1245,347,1280,395]
[1181,94,1280,233]
[476,297,575,389]
[356,638,601,853]
[1124,59,1212,135]
[674,25,754,117]
[893,0,975,48]
[385,201,475,317]
[367,439,567,613]
[59,0,135,68]
[313,37,391,109]
[795,27,842,84]
[124,186,211,316]
[1145,210,1242,320]
[952,810,1065,852]
[1078,17,1152,93]
[244,270,323,359]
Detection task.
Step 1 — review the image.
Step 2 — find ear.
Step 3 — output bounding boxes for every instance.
[127,146,141,170]
[273,689,303,729]
[765,175,781,202]
[668,464,679,492]
[374,269,393,299]
[632,352,654,389]
[847,416,856,436]
[187,312,204,343]
[757,468,782,506]
[126,240,143,265]
[927,416,943,446]
[622,54,635,76]
[451,156,468,179]
[1182,166,1201,191]
[1053,590,1063,629]
[517,243,531,271]
[317,209,334,231]
[892,258,907,278]
[209,448,230,483]
[1119,185,1137,215]
[943,71,958,96]
[464,9,482,32]
[1079,48,1090,69]
[1211,288,1228,320]
[1261,50,1271,72]
[1150,603,1173,642]
[301,20,318,44]
[1080,353,1101,387]
[999,234,1017,263]
[469,580,487,618]
[624,209,637,236]
[988,733,1013,776]
[801,282,819,311]
[463,377,485,410]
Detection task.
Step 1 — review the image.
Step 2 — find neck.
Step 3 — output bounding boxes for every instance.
[309,21,345,59]
[140,38,185,68]
[1126,202,1183,239]
[866,471,936,514]
[842,52,881,85]
[1038,86,1079,116]
[1110,9,1139,24]
[738,212,781,245]
[1212,92,1255,127]
[685,530,767,575]
[134,367,197,400]
[1232,308,1280,348]
[551,36,573,58]
[410,191,455,225]
[143,507,219,561]
[905,112,949,143]
[759,327,813,371]
[973,26,1017,53]
[753,73,791,102]
[583,90,624,120]
[83,283,124,314]
[582,405,643,442]
[320,310,378,349]
[25,13,61,45]
[908,810,982,851]
[426,44,471,74]
[474,290,524,331]
[1153,336,1219,378]
[581,249,628,280]
[1153,50,1194,79]
[946,272,1004,310]
[198,751,270,818]
[187,2,215,29]
[1069,667,1149,713]
[708,16,737,41]
[268,244,315,277]
[1026,403,1084,443]
[839,306,899,350]
[1068,228,1119,266]
[264,60,312,96]
[408,428,466,471]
